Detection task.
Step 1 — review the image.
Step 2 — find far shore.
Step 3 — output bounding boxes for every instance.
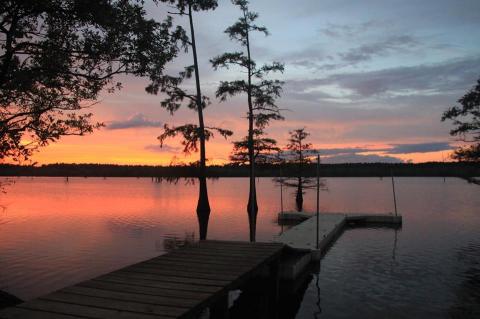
[1,162,479,178]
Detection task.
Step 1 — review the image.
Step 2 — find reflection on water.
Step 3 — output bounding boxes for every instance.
[292,177,480,319]
[449,243,480,318]
[0,177,479,318]
[162,232,196,253]
[275,176,327,212]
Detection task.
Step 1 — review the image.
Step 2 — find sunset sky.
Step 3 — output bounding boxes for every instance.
[31,0,480,165]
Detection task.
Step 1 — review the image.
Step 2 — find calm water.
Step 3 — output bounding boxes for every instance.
[0,177,478,318]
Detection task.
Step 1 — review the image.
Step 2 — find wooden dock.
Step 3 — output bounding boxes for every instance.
[275,213,402,279]
[0,240,284,319]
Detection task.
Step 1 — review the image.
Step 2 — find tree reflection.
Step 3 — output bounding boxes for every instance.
[161,232,195,253]
[152,177,218,239]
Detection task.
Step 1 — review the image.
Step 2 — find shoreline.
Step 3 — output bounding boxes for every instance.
[1,162,479,178]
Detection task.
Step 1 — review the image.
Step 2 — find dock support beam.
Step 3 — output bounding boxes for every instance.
[268,260,280,319]
[210,293,229,319]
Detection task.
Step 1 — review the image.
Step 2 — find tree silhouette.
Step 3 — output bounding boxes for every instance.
[230,129,280,165]
[280,128,317,211]
[147,0,232,240]
[442,78,480,162]
[211,0,284,241]
[0,0,180,161]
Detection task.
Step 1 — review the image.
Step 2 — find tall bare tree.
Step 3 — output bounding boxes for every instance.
[147,0,232,240]
[211,0,284,241]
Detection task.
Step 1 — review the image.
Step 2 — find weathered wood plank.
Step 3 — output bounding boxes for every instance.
[0,307,84,319]
[96,274,222,293]
[60,286,197,309]
[142,259,252,273]
[174,246,275,257]
[119,264,238,281]
[20,299,169,319]
[139,261,251,276]
[197,241,282,251]
[154,255,256,267]
[194,245,280,254]
[111,270,227,287]
[164,250,269,263]
[201,240,281,248]
[42,292,183,317]
[80,280,210,300]
[148,253,268,267]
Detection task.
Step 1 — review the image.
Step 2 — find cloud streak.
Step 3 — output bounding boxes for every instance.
[144,144,180,153]
[314,142,452,158]
[322,153,403,164]
[339,35,420,65]
[388,142,453,154]
[288,56,480,99]
[107,113,163,130]
[319,20,386,38]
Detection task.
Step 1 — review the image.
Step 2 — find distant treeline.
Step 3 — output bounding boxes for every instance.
[1,162,479,178]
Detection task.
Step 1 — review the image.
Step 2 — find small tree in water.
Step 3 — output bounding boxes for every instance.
[147,0,232,240]
[280,128,320,212]
[211,0,284,242]
[442,78,480,162]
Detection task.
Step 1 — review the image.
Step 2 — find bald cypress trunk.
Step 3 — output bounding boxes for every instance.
[296,177,303,212]
[245,9,258,242]
[188,4,210,240]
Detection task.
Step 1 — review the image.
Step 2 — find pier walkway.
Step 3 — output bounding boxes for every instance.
[0,240,284,319]
[276,212,402,261]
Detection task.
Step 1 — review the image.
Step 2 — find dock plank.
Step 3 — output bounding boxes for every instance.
[119,264,239,281]
[107,270,227,288]
[118,268,230,286]
[80,280,210,300]
[0,241,284,318]
[95,274,222,293]
[20,299,169,319]
[151,255,255,267]
[0,307,84,319]
[59,286,196,308]
[143,259,252,273]
[42,292,184,317]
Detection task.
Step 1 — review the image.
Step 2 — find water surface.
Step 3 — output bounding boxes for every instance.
[0,177,478,318]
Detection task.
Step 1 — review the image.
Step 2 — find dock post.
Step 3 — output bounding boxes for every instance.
[316,154,320,249]
[390,169,398,216]
[280,181,284,214]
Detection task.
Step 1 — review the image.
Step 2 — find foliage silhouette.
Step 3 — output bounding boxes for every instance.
[0,0,180,161]
[230,129,281,165]
[442,78,480,162]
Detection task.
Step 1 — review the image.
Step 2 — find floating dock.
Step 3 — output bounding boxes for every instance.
[0,240,284,319]
[275,212,402,279]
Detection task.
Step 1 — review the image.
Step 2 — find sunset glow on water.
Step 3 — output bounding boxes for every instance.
[1,177,478,318]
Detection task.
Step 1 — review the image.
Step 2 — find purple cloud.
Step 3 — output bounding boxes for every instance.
[107,113,162,130]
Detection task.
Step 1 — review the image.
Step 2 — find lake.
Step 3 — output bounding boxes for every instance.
[0,177,479,318]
